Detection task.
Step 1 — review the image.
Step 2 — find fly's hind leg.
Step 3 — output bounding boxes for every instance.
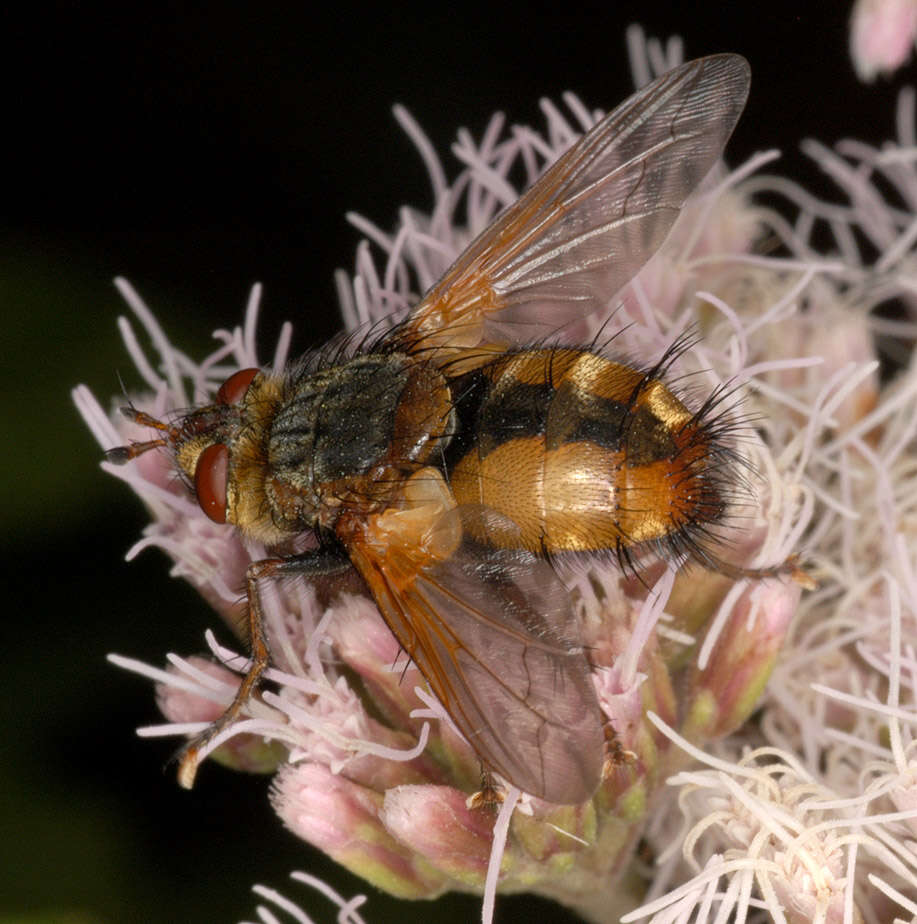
[176,546,351,789]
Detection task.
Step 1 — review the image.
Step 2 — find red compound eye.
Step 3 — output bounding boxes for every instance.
[194,443,229,523]
[216,367,259,405]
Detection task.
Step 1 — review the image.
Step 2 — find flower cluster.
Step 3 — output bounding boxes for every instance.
[73,26,917,924]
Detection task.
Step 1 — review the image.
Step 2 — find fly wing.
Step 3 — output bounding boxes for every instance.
[398,54,750,355]
[342,518,605,804]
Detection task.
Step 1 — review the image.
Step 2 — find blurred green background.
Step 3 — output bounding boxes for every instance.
[3,3,901,922]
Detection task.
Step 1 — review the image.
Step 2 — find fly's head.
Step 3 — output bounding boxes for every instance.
[106,367,295,546]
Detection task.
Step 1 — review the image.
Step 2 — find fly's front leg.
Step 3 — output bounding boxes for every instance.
[177,547,350,789]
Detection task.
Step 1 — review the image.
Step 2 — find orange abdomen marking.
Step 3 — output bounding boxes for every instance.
[446,348,726,556]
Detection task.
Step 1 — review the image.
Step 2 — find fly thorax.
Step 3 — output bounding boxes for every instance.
[265,353,455,530]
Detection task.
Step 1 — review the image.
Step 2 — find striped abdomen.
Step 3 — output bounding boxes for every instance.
[445,348,729,557]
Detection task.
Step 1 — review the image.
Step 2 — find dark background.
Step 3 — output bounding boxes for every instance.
[2,2,905,922]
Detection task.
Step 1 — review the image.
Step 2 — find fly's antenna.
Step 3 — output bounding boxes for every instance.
[105,408,180,464]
